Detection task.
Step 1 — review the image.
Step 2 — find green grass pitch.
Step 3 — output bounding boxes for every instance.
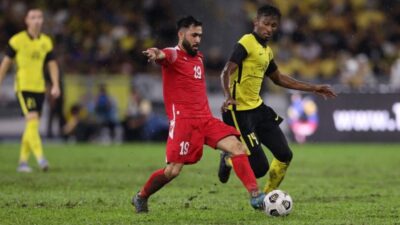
[0,143,399,225]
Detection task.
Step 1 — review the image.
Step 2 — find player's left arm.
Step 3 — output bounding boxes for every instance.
[268,67,337,99]
[47,60,60,98]
[45,37,60,98]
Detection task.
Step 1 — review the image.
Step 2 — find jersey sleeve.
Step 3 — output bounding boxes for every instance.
[5,43,16,58]
[156,47,177,66]
[237,35,252,56]
[44,37,56,63]
[229,43,248,65]
[265,59,278,77]
[45,51,56,63]
[6,36,19,58]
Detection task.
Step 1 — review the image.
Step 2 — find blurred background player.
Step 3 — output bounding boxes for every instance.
[63,103,99,142]
[122,88,151,142]
[44,67,65,139]
[122,88,169,142]
[218,5,337,193]
[94,83,118,143]
[132,16,265,213]
[0,8,60,172]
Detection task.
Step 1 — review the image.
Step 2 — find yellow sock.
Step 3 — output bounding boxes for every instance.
[19,128,31,163]
[26,119,44,161]
[263,158,289,193]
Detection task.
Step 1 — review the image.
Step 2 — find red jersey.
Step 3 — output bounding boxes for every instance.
[157,46,212,120]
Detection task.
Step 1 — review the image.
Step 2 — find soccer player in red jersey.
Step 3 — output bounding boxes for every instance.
[132,16,265,213]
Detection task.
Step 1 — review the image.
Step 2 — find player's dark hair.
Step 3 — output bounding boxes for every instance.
[257,5,281,20]
[176,16,202,31]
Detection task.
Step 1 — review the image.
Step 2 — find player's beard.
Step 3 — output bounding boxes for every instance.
[182,38,198,56]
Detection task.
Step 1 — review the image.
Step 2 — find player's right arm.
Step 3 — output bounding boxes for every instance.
[0,42,16,88]
[143,47,179,66]
[142,48,166,62]
[0,56,13,86]
[220,62,238,112]
[220,43,247,112]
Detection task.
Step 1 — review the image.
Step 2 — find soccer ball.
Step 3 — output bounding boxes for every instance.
[263,190,293,217]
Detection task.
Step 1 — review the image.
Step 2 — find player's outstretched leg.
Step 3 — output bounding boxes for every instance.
[132,164,182,213]
[231,154,266,210]
[217,136,265,210]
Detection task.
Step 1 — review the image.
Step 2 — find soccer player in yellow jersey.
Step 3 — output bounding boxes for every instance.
[218,5,337,193]
[0,9,60,172]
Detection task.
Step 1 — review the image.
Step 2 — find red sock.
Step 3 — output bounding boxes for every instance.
[139,168,171,198]
[231,154,258,194]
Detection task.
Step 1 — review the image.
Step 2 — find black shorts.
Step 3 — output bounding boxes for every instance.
[222,104,292,177]
[16,91,45,116]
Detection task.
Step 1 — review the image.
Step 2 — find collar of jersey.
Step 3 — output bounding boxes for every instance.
[251,32,268,47]
[25,30,42,40]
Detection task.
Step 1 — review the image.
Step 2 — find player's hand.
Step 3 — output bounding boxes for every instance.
[221,97,238,112]
[142,48,163,62]
[313,84,337,100]
[51,85,60,99]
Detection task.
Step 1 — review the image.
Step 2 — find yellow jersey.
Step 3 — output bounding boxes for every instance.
[7,31,54,93]
[229,33,276,111]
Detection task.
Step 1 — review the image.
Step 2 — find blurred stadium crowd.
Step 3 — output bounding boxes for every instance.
[1,0,400,142]
[0,0,176,75]
[1,0,400,88]
[244,0,400,90]
[1,0,400,90]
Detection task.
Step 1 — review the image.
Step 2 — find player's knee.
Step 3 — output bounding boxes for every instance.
[277,148,293,163]
[254,167,268,178]
[253,162,269,178]
[168,170,180,179]
[285,149,293,162]
[164,169,178,179]
[164,165,182,179]
[230,141,247,156]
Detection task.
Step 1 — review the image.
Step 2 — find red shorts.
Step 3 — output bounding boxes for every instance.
[166,117,240,164]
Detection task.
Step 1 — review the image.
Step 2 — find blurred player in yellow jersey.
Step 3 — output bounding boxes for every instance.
[0,9,60,172]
